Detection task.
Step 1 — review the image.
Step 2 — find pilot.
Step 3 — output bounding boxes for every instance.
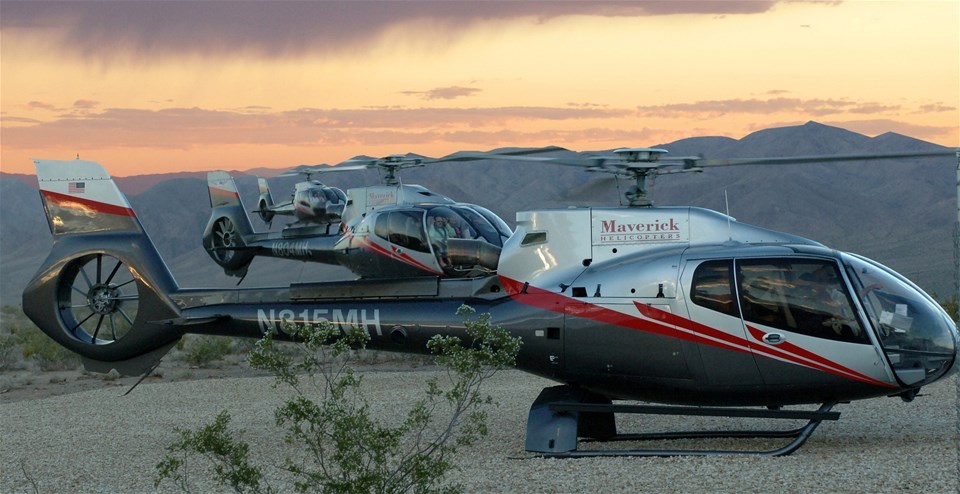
[795,267,859,338]
[429,215,451,243]
[428,215,455,267]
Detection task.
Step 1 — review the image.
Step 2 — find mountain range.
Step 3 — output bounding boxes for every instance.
[1,121,956,306]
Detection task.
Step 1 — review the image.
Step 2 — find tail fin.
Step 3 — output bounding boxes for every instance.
[23,159,183,375]
[256,177,276,224]
[34,159,142,237]
[202,171,257,277]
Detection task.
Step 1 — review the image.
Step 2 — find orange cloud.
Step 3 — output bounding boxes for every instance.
[402,86,482,101]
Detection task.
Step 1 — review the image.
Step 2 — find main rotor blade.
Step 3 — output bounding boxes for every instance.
[324,164,373,172]
[696,150,956,168]
[430,146,573,164]
[278,164,333,177]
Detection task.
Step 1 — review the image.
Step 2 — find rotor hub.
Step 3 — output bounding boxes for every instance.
[87,283,120,314]
[613,148,669,163]
[218,225,236,247]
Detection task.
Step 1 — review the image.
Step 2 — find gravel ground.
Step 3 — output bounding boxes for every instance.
[2,369,957,493]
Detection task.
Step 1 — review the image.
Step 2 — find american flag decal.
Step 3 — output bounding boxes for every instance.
[68,182,86,194]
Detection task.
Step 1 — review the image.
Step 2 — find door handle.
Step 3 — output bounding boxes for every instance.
[762,332,785,345]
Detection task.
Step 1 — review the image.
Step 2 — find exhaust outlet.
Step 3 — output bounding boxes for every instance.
[447,239,501,270]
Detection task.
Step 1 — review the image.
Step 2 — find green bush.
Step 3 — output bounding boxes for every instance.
[0,305,80,371]
[156,304,521,494]
[180,335,235,367]
[17,326,81,371]
[0,332,18,371]
[939,294,958,323]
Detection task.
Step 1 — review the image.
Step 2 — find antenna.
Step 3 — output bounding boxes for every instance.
[725,190,732,241]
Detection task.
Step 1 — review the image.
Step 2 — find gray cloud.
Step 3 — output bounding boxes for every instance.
[917,103,957,113]
[402,86,482,101]
[1,1,779,60]
[1,104,634,149]
[25,101,59,111]
[73,99,100,110]
[636,97,902,117]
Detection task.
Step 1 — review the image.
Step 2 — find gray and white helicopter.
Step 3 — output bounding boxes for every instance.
[248,164,348,228]
[202,154,512,279]
[21,145,959,456]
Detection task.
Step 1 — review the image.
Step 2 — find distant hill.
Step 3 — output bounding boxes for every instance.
[1,121,955,305]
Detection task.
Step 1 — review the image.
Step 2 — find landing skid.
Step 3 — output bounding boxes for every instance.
[525,385,839,457]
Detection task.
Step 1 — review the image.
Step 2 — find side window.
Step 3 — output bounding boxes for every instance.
[737,259,868,344]
[374,211,429,253]
[374,214,389,240]
[690,260,739,317]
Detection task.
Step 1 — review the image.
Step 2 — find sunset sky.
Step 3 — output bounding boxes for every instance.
[2,1,958,176]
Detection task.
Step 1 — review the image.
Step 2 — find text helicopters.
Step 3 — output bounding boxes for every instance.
[21,144,959,456]
[203,154,513,279]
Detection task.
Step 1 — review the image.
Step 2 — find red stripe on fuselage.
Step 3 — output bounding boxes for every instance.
[499,275,894,388]
[743,325,893,387]
[41,190,135,217]
[351,234,442,275]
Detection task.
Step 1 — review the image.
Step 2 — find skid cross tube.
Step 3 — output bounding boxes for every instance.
[524,386,839,457]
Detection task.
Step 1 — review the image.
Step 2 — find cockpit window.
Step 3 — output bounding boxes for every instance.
[451,206,502,246]
[322,188,343,203]
[374,210,429,253]
[736,258,868,344]
[466,204,513,240]
[843,253,956,386]
[691,260,739,317]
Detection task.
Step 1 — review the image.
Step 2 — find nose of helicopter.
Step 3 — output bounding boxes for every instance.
[949,329,960,377]
[842,253,957,387]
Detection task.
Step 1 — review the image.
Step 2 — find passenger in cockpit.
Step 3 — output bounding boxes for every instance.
[428,214,455,267]
[447,215,471,239]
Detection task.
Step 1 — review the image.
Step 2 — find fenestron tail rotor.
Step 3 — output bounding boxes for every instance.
[58,253,140,346]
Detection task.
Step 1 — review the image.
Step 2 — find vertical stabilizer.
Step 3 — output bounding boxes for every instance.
[203,171,257,277]
[35,159,142,237]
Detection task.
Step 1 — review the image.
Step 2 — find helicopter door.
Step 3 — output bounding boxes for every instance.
[684,259,764,386]
[734,258,890,387]
[369,210,442,276]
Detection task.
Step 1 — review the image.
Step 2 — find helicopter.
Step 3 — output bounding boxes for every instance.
[203,154,513,279]
[249,164,348,228]
[21,145,959,457]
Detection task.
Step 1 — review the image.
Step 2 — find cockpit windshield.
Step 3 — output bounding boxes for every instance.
[464,204,513,242]
[428,205,505,247]
[843,253,957,386]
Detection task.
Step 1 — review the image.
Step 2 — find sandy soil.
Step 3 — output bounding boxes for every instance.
[2,365,958,493]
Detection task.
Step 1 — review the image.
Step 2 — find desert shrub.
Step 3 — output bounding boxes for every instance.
[0,332,18,370]
[934,293,957,323]
[156,305,521,494]
[180,335,235,367]
[0,305,81,371]
[156,411,266,493]
[16,326,81,371]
